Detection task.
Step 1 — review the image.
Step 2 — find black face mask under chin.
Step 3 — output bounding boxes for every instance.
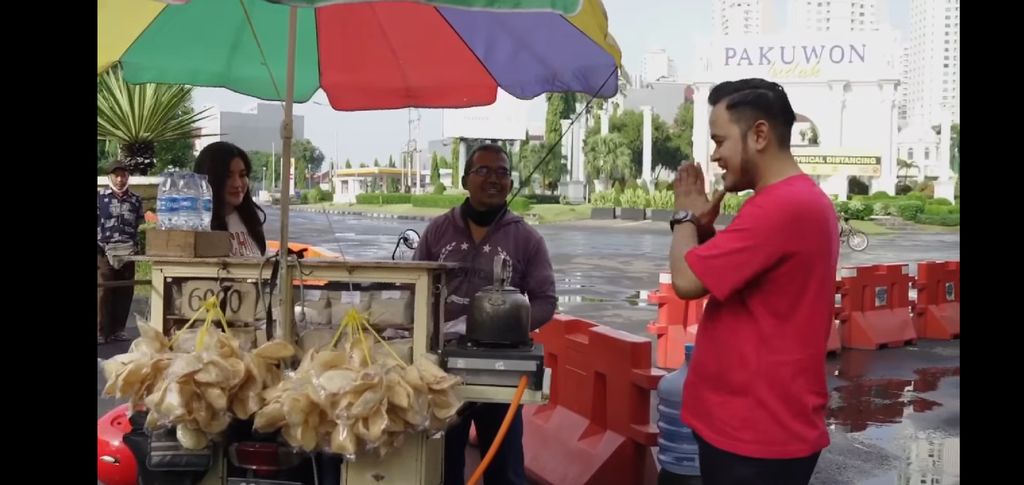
[461,198,507,227]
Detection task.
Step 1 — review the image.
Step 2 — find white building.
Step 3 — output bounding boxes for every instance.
[640,48,678,84]
[903,0,960,126]
[898,41,911,123]
[712,0,766,36]
[194,103,305,155]
[691,32,901,198]
[789,0,886,32]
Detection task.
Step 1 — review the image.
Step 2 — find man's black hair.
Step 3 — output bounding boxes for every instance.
[708,78,797,149]
[463,143,512,177]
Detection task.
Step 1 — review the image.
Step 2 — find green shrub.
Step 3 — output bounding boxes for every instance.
[948,204,959,215]
[591,191,619,208]
[432,184,446,195]
[625,179,640,192]
[873,202,891,217]
[896,201,924,221]
[411,194,465,208]
[929,198,953,206]
[923,205,952,216]
[904,192,927,203]
[654,180,673,192]
[509,198,532,212]
[301,187,332,204]
[355,192,412,205]
[871,191,893,199]
[834,200,850,216]
[526,194,561,204]
[619,188,650,209]
[722,194,751,215]
[843,200,874,220]
[916,214,959,226]
[650,190,674,210]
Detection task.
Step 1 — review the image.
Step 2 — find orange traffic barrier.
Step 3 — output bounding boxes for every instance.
[646,272,706,369]
[837,264,918,350]
[524,315,665,485]
[912,261,960,340]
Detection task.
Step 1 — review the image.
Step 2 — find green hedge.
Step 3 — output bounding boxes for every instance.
[722,193,752,215]
[591,191,618,208]
[301,187,333,204]
[929,198,953,206]
[650,190,674,210]
[355,193,412,205]
[916,214,960,226]
[526,194,561,204]
[411,194,465,208]
[895,201,925,221]
[410,193,531,212]
[843,201,874,220]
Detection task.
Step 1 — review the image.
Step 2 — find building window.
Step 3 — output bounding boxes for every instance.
[908,148,914,160]
[925,148,930,160]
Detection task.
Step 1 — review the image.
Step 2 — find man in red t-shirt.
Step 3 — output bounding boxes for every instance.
[666,78,839,485]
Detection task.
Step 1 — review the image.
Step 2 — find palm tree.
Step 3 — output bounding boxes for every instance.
[584,133,633,191]
[897,158,919,184]
[97,65,211,175]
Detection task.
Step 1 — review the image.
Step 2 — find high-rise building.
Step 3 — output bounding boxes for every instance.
[789,0,885,32]
[898,42,911,123]
[903,0,960,125]
[640,48,678,84]
[712,0,766,36]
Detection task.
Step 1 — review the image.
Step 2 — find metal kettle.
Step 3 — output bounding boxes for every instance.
[466,255,532,346]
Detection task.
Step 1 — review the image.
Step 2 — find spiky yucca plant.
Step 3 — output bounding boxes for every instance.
[97,66,211,175]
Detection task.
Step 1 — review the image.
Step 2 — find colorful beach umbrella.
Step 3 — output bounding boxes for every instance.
[97,0,621,338]
[98,0,622,110]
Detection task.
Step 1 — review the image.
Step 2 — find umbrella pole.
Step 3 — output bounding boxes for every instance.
[276,5,299,345]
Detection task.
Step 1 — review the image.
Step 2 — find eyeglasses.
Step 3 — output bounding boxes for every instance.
[468,166,511,179]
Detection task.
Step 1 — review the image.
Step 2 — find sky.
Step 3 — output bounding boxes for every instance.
[191,0,911,166]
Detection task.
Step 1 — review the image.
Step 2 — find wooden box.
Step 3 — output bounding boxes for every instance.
[145,230,231,258]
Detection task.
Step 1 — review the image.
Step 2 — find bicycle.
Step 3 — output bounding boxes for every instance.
[839,218,869,251]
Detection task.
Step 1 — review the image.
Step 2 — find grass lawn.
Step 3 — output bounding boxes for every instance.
[523,204,592,224]
[913,223,961,233]
[849,220,892,235]
[314,203,448,218]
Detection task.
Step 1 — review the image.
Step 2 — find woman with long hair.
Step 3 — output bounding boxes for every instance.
[193,141,267,257]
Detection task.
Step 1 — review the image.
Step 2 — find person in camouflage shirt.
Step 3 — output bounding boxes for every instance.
[97,160,144,344]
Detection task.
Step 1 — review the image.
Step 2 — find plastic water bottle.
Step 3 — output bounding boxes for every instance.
[656,344,700,477]
[178,172,202,230]
[157,170,179,230]
[197,174,213,231]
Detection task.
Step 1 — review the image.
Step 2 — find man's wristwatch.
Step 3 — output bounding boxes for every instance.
[669,210,698,232]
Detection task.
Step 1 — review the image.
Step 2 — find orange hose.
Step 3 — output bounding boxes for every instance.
[467,374,529,485]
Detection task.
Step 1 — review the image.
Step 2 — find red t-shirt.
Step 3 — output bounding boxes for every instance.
[681,174,839,459]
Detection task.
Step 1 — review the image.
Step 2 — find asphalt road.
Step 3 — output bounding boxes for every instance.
[98,210,960,484]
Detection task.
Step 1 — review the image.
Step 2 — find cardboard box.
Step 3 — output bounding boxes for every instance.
[146,230,231,258]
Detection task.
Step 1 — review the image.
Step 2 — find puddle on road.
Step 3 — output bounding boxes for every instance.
[827,366,960,484]
[555,290,653,307]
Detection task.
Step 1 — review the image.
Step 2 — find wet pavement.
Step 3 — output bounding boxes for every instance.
[98,209,960,484]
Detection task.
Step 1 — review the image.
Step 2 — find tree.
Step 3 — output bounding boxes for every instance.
[950,123,960,174]
[450,138,461,189]
[359,162,368,168]
[373,158,380,167]
[430,152,443,188]
[344,158,352,169]
[437,156,450,170]
[539,93,578,191]
[897,158,919,184]
[97,65,210,175]
[98,139,119,175]
[248,151,273,184]
[518,142,564,194]
[663,101,695,174]
[152,100,201,174]
[292,138,324,189]
[586,109,681,179]
[583,133,633,189]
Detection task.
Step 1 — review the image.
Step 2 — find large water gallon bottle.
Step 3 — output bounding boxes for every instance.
[177,172,202,230]
[197,174,213,231]
[656,343,700,478]
[157,170,179,230]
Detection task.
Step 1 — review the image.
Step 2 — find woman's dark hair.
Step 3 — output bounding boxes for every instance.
[193,142,267,254]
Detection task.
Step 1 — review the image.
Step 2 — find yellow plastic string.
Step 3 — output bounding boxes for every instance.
[362,323,409,368]
[168,296,229,351]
